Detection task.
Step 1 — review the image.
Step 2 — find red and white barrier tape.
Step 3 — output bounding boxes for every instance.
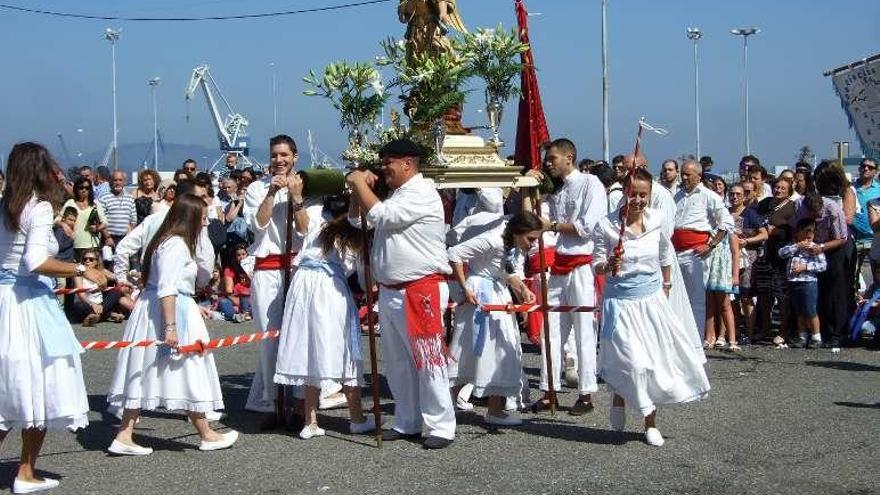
[55,286,124,296]
[80,330,279,354]
[480,304,595,313]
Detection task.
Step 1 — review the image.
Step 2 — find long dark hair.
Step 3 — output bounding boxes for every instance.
[141,194,206,287]
[2,142,65,231]
[72,177,95,205]
[503,211,544,249]
[318,213,363,257]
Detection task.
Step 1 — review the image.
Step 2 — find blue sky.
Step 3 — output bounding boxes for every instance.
[1,0,878,173]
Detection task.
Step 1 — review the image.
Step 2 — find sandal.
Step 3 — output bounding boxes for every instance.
[530,396,559,413]
[703,339,716,350]
[714,338,727,349]
[726,343,741,352]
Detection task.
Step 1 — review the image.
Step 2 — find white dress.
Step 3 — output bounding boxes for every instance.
[107,236,224,413]
[592,208,710,417]
[0,198,89,431]
[274,221,363,388]
[447,220,523,398]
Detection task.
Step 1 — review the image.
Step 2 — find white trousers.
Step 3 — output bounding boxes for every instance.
[541,263,598,394]
[379,284,456,440]
[245,269,285,413]
[677,250,708,341]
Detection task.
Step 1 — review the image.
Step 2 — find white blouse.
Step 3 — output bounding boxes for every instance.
[447,221,507,281]
[592,208,674,278]
[0,197,58,276]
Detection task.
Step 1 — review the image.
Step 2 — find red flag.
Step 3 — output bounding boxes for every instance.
[514,0,550,171]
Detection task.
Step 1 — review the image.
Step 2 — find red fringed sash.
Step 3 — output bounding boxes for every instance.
[254,253,295,271]
[382,273,447,370]
[671,229,710,253]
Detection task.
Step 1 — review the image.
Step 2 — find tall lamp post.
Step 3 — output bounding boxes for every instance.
[686,27,703,158]
[148,77,160,170]
[104,28,121,170]
[731,27,760,155]
[601,0,609,162]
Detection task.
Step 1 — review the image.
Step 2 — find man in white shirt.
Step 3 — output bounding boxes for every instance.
[527,138,607,415]
[346,138,456,449]
[673,160,735,340]
[451,188,503,227]
[659,159,680,195]
[241,135,318,422]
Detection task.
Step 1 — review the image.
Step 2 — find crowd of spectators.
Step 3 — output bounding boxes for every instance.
[53,157,264,326]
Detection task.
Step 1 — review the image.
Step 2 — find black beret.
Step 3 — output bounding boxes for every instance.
[378,138,423,159]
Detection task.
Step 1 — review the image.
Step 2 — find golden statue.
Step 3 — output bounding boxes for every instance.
[398,0,467,64]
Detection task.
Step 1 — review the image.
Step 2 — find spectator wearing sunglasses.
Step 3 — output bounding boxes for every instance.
[69,248,132,326]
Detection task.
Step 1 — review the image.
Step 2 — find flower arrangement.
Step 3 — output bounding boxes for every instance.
[303,61,388,146]
[378,37,470,126]
[460,25,529,105]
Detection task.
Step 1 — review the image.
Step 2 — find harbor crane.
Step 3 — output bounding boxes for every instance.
[184,64,259,172]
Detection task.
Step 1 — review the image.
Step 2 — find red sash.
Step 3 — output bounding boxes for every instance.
[254,253,295,271]
[526,247,556,276]
[382,273,447,370]
[550,253,593,276]
[671,230,710,252]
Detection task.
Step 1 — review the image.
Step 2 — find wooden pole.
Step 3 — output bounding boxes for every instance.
[359,213,383,448]
[530,187,556,414]
[275,196,295,426]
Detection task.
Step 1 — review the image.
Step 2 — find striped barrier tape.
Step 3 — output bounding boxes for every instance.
[79,330,279,354]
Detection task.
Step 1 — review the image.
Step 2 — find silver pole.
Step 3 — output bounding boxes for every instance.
[731,27,759,156]
[149,77,160,170]
[601,0,609,162]
[687,27,703,158]
[111,41,118,170]
[743,36,750,155]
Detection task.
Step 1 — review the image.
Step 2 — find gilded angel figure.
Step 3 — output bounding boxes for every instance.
[398,0,467,64]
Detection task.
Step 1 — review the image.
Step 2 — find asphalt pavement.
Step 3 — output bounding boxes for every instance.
[1,320,877,495]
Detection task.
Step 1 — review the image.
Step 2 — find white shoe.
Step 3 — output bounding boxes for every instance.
[349,416,377,434]
[455,397,474,411]
[318,393,348,410]
[199,430,239,451]
[107,439,153,456]
[13,477,60,494]
[205,410,224,421]
[299,424,326,440]
[610,406,626,432]
[485,412,523,427]
[645,427,665,447]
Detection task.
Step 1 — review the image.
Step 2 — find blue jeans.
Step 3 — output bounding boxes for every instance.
[217,295,251,321]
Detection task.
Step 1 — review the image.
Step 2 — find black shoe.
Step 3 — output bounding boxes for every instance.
[822,337,841,349]
[806,338,823,349]
[789,337,807,349]
[381,429,420,442]
[568,399,595,416]
[423,435,453,449]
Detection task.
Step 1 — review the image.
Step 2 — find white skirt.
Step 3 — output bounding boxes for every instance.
[274,267,362,388]
[448,277,522,398]
[0,286,89,431]
[107,294,224,413]
[598,290,710,417]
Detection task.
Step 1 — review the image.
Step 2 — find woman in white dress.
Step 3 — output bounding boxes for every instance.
[0,142,107,494]
[106,193,238,455]
[592,168,710,447]
[447,212,541,426]
[274,201,374,440]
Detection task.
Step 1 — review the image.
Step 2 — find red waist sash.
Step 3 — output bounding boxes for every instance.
[671,230,710,252]
[253,253,295,271]
[381,273,447,370]
[550,253,593,276]
[526,247,556,276]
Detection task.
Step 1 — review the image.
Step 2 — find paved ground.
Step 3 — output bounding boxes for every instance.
[1,320,877,495]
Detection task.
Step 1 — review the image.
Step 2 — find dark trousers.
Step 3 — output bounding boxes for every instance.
[818,241,854,342]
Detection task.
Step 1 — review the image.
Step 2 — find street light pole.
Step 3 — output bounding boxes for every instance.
[601,0,609,162]
[270,62,278,134]
[104,28,121,171]
[687,27,703,158]
[148,77,161,170]
[731,27,760,155]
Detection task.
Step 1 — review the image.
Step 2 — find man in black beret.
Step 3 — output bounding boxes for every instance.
[346,138,457,449]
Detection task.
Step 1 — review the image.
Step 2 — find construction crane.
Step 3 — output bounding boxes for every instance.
[56,133,76,167]
[184,64,259,173]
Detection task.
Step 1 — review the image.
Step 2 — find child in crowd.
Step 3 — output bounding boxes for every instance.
[218,244,252,323]
[54,207,78,304]
[778,219,827,349]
